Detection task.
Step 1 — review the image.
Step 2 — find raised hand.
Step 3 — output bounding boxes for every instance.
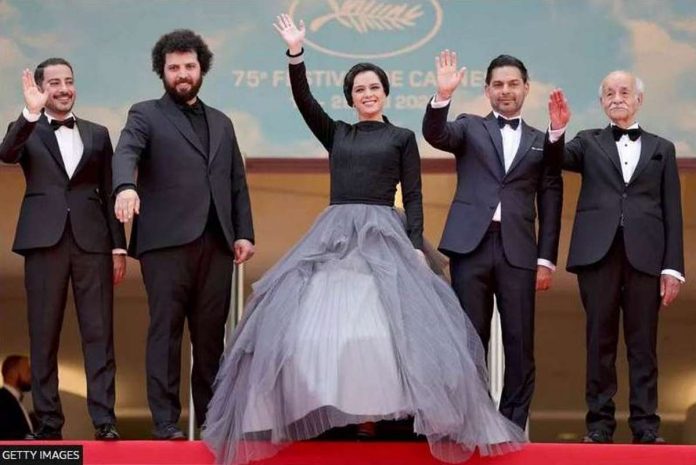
[435,50,466,101]
[22,69,47,115]
[548,89,571,130]
[273,13,305,55]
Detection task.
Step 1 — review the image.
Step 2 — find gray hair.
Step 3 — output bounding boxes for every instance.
[598,71,645,98]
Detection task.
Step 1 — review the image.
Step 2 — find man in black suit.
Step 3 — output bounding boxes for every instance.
[0,59,126,440]
[422,51,565,429]
[112,30,255,439]
[0,355,33,439]
[549,71,684,444]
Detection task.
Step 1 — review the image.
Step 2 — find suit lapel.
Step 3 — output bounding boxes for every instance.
[36,115,69,177]
[483,113,505,176]
[628,131,657,185]
[505,121,535,176]
[596,125,623,178]
[158,94,207,158]
[205,104,223,165]
[71,118,91,176]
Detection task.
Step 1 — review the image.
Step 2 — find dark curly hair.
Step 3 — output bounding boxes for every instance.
[343,62,390,107]
[151,29,213,78]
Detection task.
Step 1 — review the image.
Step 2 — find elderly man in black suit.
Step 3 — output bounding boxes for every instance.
[112,29,255,440]
[549,71,684,444]
[422,51,565,429]
[0,59,126,440]
[0,355,33,439]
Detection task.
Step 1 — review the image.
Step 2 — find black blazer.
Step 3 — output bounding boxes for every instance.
[112,94,254,257]
[0,113,126,254]
[563,126,684,276]
[423,105,563,270]
[0,387,31,440]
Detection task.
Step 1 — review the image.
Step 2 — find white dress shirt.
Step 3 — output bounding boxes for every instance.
[613,123,641,184]
[430,97,554,270]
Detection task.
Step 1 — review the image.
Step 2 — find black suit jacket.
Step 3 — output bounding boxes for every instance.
[0,113,126,254]
[563,126,684,276]
[0,387,31,440]
[112,94,254,257]
[423,105,563,270]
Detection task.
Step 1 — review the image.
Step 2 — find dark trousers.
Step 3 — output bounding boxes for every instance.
[577,231,661,436]
[25,222,115,431]
[449,224,536,429]
[140,225,234,428]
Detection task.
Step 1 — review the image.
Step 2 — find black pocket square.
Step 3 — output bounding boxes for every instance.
[651,154,663,161]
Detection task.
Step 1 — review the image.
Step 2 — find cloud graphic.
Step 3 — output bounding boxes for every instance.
[225,109,327,158]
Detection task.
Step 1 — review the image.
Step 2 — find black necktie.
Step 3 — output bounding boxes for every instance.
[50,117,75,130]
[612,125,641,141]
[497,115,520,130]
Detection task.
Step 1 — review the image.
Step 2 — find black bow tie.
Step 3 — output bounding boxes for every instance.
[50,117,75,130]
[612,126,641,141]
[497,116,520,130]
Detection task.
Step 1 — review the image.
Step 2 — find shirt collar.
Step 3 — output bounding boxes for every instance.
[44,110,75,124]
[493,111,523,124]
[4,384,22,401]
[610,121,640,130]
[176,99,204,115]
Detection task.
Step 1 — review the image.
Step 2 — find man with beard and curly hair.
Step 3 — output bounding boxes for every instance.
[112,29,255,440]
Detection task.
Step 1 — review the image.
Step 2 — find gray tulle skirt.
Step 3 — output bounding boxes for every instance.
[203,204,526,464]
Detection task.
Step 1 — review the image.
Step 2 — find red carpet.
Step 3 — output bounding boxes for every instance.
[1,441,695,465]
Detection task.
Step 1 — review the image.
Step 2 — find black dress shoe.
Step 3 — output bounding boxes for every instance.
[582,430,613,443]
[153,423,186,440]
[633,430,666,444]
[25,428,62,440]
[95,423,121,440]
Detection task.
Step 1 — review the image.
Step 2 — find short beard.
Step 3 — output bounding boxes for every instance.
[164,77,203,105]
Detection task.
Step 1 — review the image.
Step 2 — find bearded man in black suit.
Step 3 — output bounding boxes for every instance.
[112,29,255,439]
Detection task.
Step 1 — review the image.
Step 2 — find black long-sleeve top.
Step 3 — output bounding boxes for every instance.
[289,60,424,249]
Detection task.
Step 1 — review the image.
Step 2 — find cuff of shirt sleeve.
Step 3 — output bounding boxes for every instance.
[548,125,566,143]
[114,184,136,196]
[661,269,685,283]
[22,107,41,122]
[430,95,451,108]
[288,55,304,65]
[537,258,556,271]
[112,249,127,255]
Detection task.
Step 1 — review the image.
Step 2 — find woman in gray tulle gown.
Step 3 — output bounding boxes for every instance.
[202,14,526,465]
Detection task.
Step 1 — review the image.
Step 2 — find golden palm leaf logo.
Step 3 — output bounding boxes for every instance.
[310,0,424,34]
[289,0,442,59]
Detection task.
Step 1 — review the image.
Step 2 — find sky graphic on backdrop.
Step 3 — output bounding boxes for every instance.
[0,0,694,158]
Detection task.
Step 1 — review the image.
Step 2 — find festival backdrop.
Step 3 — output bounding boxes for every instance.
[1,0,695,158]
